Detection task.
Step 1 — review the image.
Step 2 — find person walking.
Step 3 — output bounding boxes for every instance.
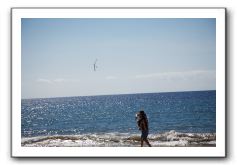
[136,110,152,147]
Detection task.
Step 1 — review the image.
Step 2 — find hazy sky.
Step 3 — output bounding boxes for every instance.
[22,18,216,99]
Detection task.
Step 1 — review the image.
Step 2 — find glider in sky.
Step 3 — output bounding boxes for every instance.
[94,59,98,71]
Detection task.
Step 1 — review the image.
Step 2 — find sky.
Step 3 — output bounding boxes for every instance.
[21,18,216,99]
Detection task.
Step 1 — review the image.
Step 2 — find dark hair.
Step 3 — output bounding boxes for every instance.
[139,110,147,119]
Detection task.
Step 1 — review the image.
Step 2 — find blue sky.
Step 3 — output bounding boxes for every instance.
[22,18,216,99]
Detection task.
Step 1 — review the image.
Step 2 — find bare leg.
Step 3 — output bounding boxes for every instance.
[141,139,144,147]
[144,139,151,147]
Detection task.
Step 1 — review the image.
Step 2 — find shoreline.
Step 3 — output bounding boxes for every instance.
[21,131,216,147]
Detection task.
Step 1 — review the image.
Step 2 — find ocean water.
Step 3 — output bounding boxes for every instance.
[21,90,216,147]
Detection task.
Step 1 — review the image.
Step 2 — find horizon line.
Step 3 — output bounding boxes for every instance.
[21,89,216,100]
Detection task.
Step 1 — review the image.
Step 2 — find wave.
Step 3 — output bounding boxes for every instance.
[21,130,216,147]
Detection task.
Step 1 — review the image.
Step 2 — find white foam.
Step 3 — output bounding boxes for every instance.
[21,131,216,147]
[152,140,189,147]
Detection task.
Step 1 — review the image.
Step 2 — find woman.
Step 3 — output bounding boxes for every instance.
[136,110,152,147]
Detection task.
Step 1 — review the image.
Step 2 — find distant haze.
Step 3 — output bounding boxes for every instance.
[22,18,216,99]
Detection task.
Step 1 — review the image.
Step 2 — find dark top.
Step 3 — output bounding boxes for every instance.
[138,114,149,131]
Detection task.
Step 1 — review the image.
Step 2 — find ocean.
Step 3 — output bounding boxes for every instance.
[21,90,216,147]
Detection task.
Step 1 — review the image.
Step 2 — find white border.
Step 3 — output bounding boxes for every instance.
[12,8,226,157]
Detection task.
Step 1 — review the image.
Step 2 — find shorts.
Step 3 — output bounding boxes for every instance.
[141,130,149,140]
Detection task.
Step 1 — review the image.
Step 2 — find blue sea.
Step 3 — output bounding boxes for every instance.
[21,90,216,147]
